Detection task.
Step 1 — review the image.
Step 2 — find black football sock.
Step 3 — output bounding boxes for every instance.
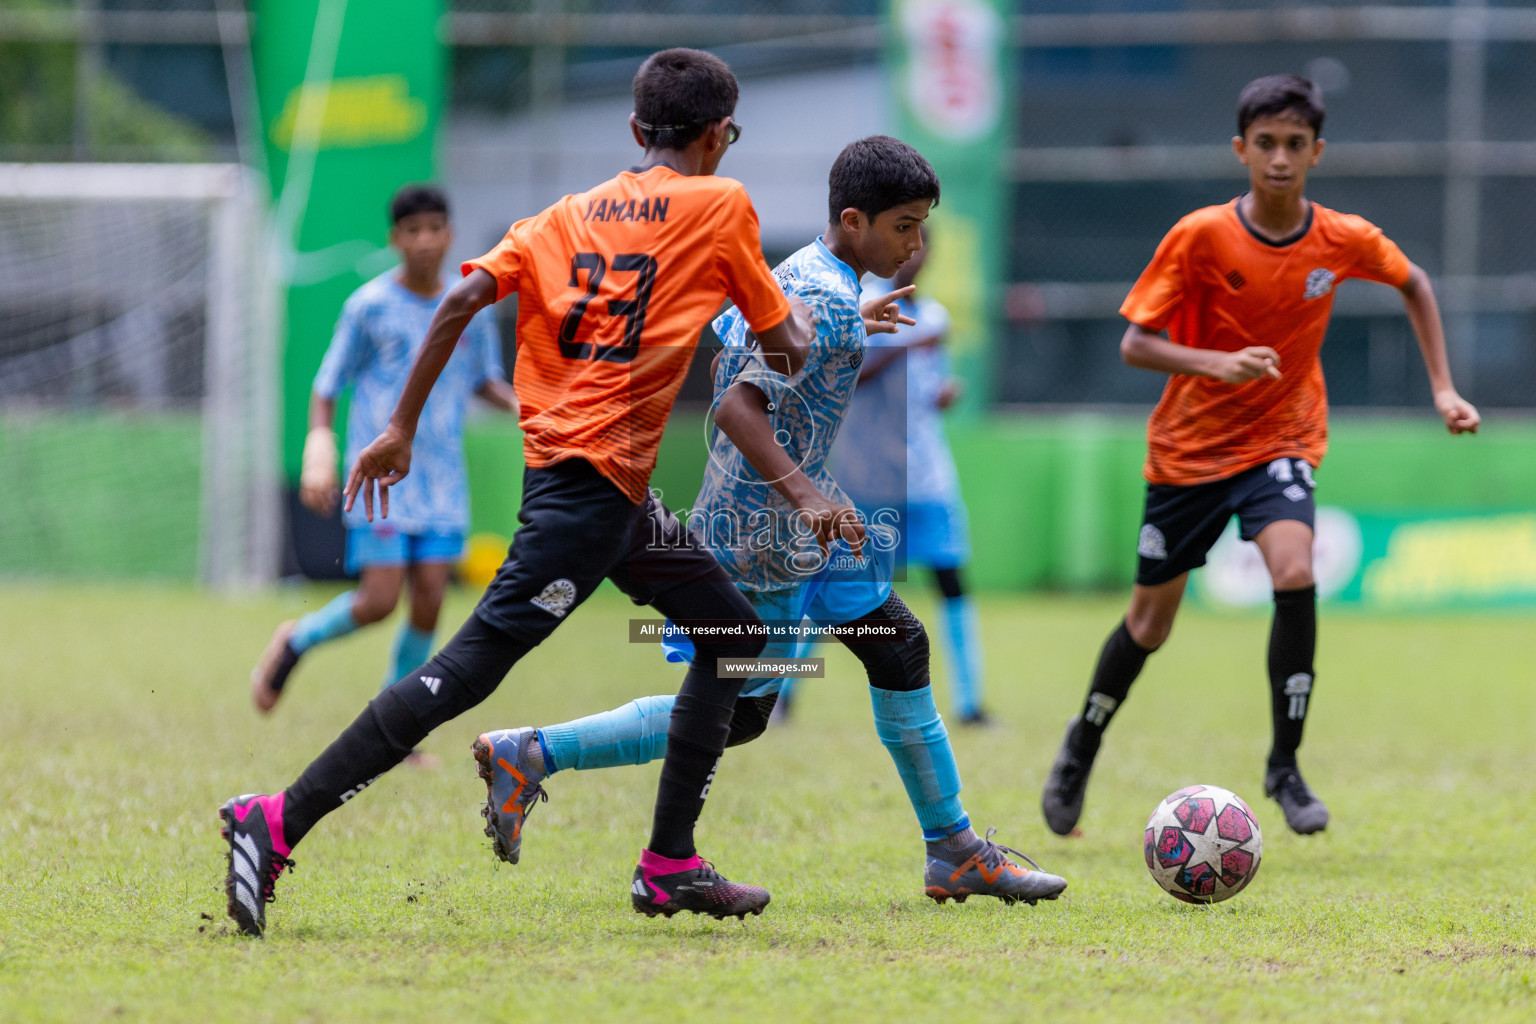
[281,613,530,848]
[644,575,762,860]
[1266,585,1317,772]
[646,668,744,860]
[1069,620,1155,759]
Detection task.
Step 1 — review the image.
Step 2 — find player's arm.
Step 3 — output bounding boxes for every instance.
[1120,322,1282,384]
[714,381,864,556]
[299,392,340,516]
[344,268,499,520]
[1397,262,1480,434]
[475,378,520,418]
[746,295,813,377]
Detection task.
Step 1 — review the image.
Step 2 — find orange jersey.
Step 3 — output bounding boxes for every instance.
[1121,200,1411,486]
[464,166,790,503]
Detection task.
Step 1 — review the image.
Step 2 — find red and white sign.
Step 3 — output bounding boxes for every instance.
[900,0,1004,142]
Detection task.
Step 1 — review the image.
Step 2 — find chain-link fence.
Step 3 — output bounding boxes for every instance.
[5,1,1536,409]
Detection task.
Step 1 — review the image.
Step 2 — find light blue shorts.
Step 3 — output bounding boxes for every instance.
[902,499,971,570]
[345,525,466,575]
[660,539,893,697]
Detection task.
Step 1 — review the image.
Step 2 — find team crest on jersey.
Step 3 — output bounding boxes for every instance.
[1138,524,1168,560]
[531,578,577,618]
[1303,268,1336,300]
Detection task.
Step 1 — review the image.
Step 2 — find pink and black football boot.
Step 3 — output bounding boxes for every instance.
[631,850,770,920]
[219,793,296,937]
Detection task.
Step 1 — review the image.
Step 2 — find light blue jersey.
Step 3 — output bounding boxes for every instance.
[836,293,959,507]
[314,271,504,535]
[693,237,888,592]
[901,297,961,504]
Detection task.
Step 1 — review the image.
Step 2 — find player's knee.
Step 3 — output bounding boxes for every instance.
[725,694,777,747]
[1125,610,1173,651]
[1270,562,1315,591]
[859,619,931,693]
[352,589,398,624]
[696,633,766,663]
[933,567,965,600]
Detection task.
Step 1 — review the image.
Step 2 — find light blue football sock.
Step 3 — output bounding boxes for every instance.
[869,685,968,839]
[940,595,986,717]
[289,590,361,654]
[383,623,435,693]
[536,694,675,774]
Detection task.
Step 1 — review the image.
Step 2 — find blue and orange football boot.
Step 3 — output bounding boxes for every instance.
[219,792,297,937]
[471,727,548,865]
[924,827,1068,906]
[630,849,771,920]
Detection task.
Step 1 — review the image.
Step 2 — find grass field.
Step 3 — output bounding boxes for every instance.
[1,583,1533,1022]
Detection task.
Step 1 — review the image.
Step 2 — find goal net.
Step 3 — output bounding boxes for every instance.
[0,164,280,588]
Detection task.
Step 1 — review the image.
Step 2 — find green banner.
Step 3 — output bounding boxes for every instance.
[886,0,1014,414]
[1194,508,1536,611]
[253,0,444,480]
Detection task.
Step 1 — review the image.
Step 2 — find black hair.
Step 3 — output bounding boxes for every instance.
[1237,75,1325,138]
[632,48,738,150]
[827,135,941,224]
[390,184,449,225]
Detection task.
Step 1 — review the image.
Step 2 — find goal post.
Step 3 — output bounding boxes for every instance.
[0,163,281,588]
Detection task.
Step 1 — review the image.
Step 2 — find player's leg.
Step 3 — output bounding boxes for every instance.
[472,672,781,865]
[911,499,988,724]
[249,529,403,712]
[1241,459,1328,834]
[931,565,988,724]
[1043,475,1236,836]
[471,593,789,867]
[830,591,1066,905]
[220,460,631,935]
[384,555,451,693]
[587,493,775,918]
[388,553,457,769]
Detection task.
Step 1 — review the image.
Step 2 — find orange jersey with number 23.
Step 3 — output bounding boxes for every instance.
[1121,200,1411,486]
[465,165,790,503]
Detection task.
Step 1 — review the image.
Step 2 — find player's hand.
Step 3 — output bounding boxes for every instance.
[936,379,962,410]
[861,285,917,336]
[299,427,340,517]
[1215,347,1282,383]
[794,491,866,559]
[1434,389,1480,434]
[344,424,413,522]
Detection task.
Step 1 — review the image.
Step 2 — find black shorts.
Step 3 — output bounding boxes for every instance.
[475,458,728,644]
[1135,457,1316,587]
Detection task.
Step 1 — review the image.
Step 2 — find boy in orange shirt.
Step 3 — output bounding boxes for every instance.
[1041,75,1479,837]
[218,49,822,936]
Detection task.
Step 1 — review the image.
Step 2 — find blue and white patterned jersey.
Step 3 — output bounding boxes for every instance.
[691,238,869,591]
[835,293,960,506]
[313,271,505,535]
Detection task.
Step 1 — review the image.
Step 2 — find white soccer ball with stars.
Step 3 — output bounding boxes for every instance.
[1144,784,1263,904]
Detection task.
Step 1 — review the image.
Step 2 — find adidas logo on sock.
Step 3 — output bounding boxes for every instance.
[421,675,442,695]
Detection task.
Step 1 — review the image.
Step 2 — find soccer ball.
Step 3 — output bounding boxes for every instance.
[1143,784,1263,904]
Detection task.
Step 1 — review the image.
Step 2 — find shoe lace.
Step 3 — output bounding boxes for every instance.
[519,784,549,817]
[262,855,295,905]
[1272,770,1314,806]
[976,826,1046,873]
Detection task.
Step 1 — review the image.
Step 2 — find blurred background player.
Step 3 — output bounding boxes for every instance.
[831,229,990,725]
[1040,75,1480,839]
[471,136,1067,908]
[249,185,517,742]
[220,48,817,936]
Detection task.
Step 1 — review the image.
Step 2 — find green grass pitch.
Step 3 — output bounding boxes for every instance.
[1,584,1532,1022]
